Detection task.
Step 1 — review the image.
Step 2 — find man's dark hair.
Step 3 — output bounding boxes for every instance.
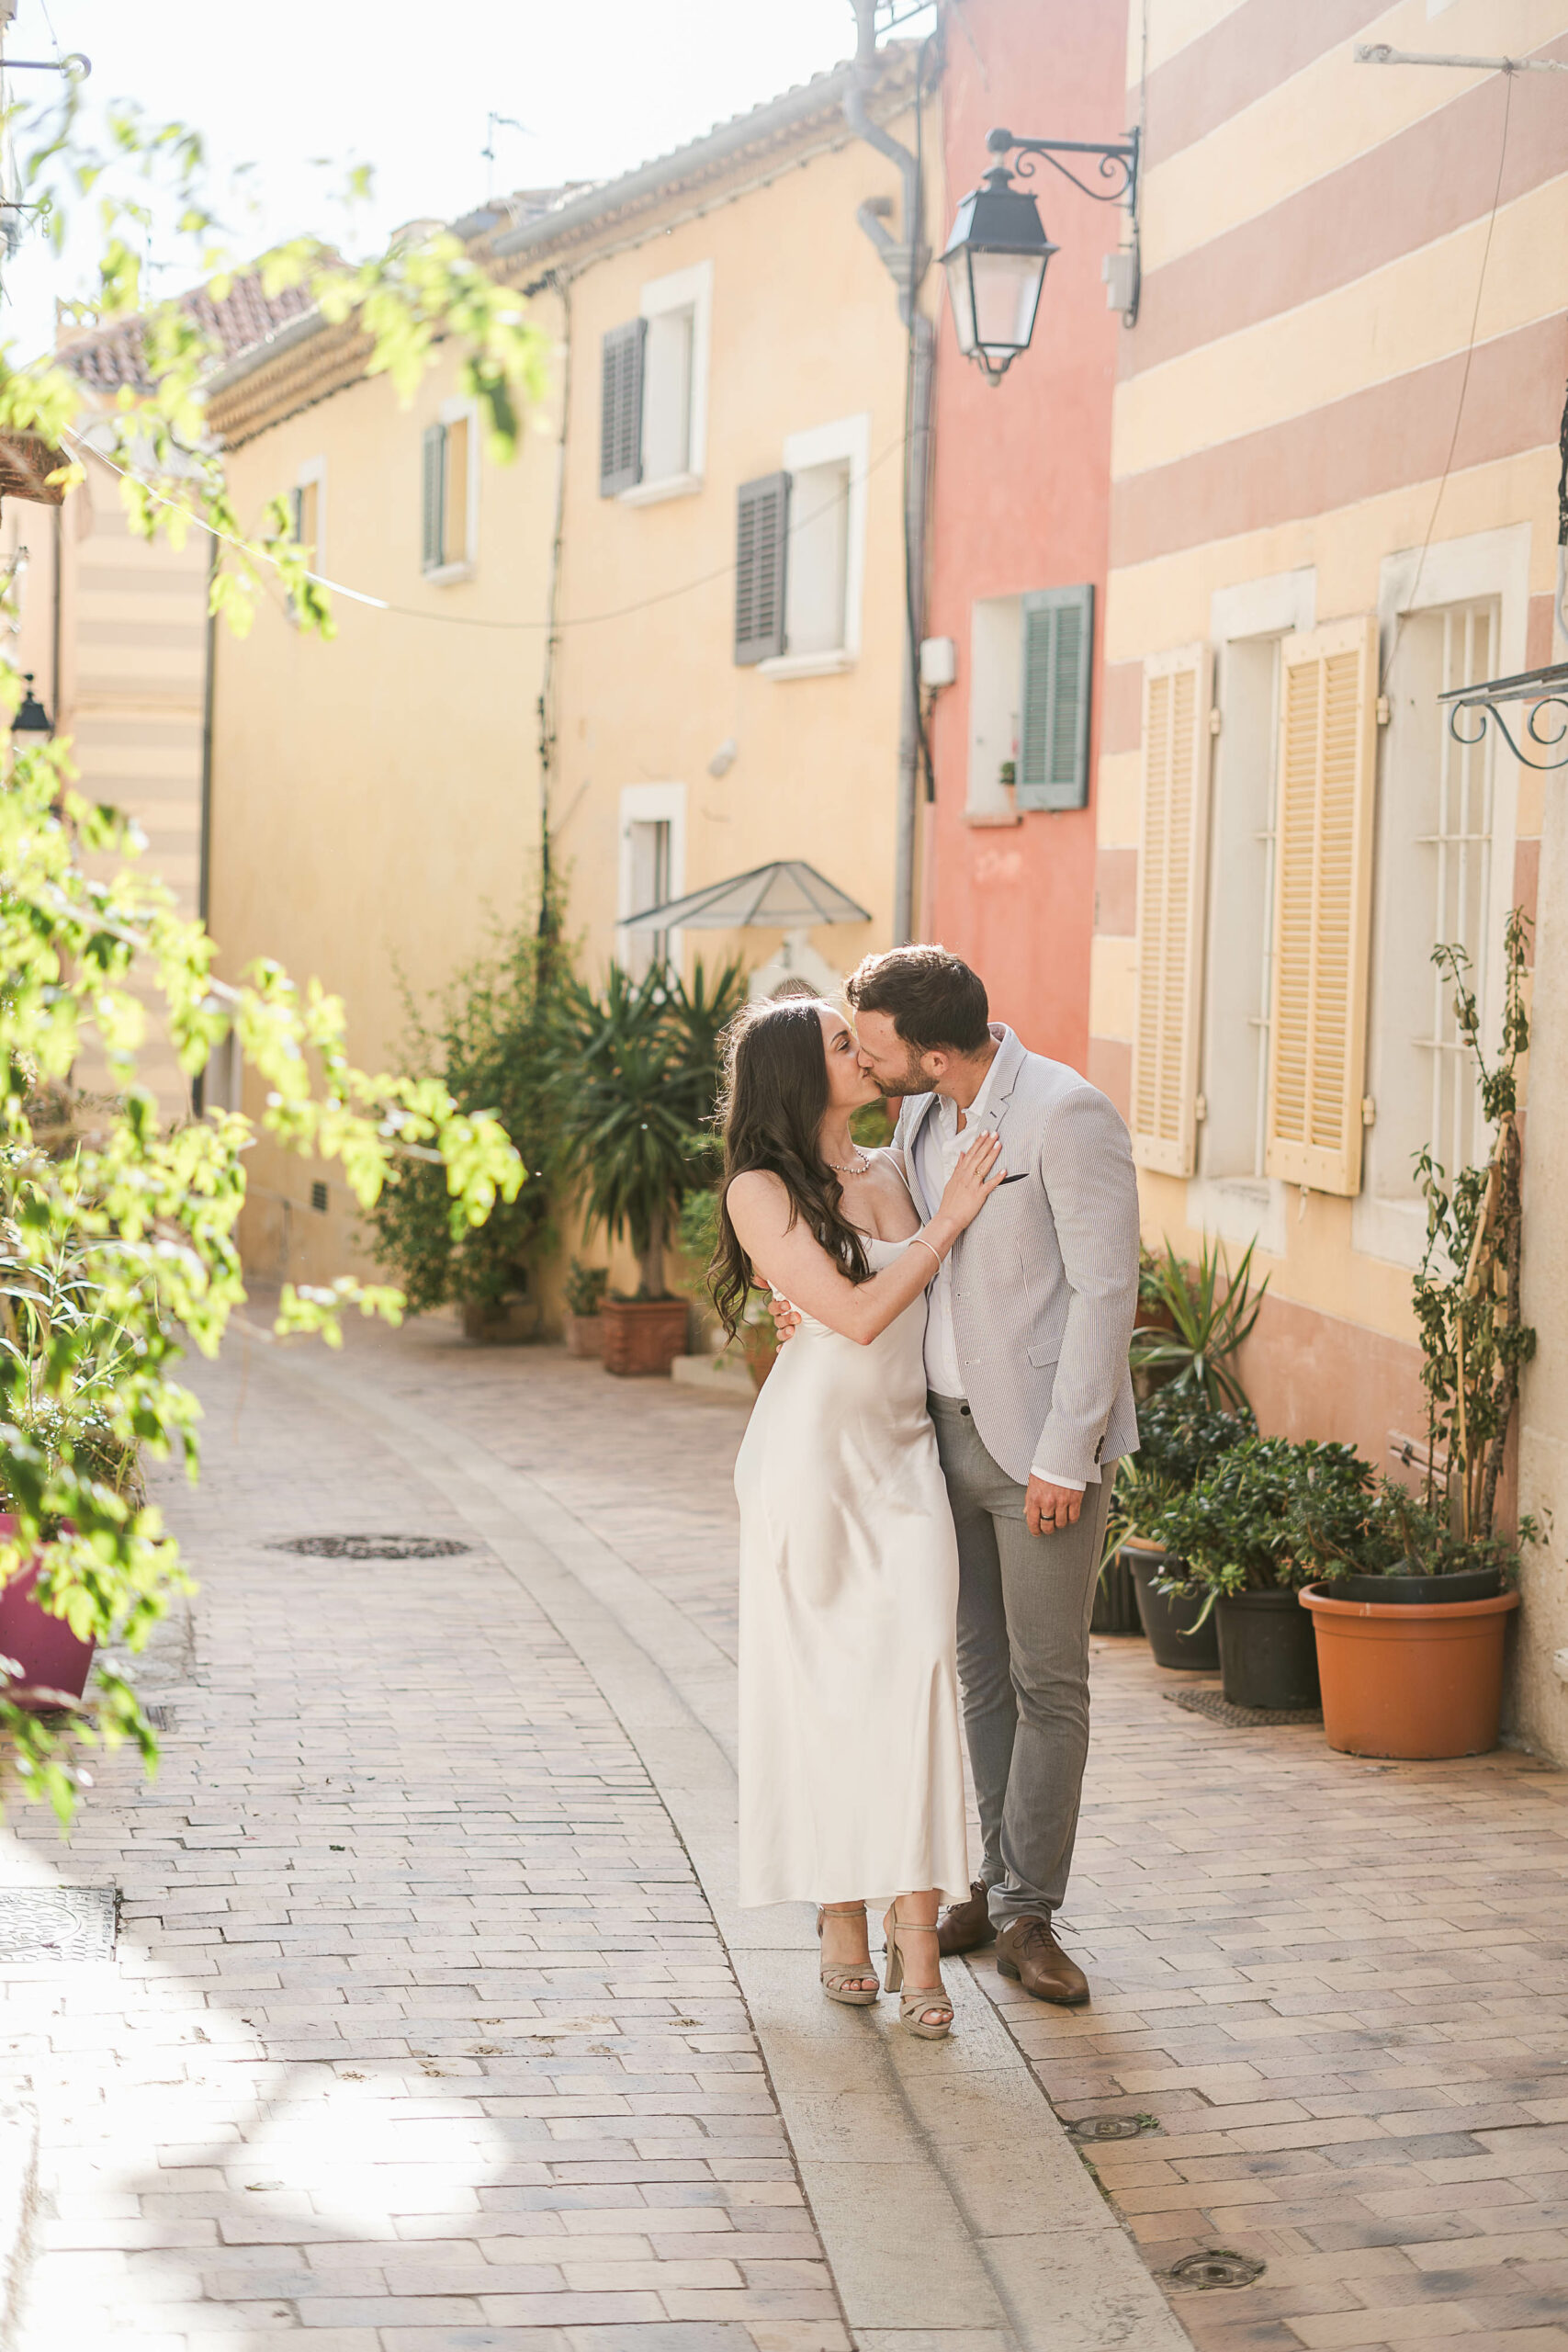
[846,945,990,1054]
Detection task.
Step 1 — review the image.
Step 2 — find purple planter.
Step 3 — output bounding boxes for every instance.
[0,1514,96,1708]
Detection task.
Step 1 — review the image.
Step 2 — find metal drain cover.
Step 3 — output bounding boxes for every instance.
[1166,2250,1266,2290]
[1070,2114,1157,2143]
[273,1535,472,1561]
[0,1886,116,1963]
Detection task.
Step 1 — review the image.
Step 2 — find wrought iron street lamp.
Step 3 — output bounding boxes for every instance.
[10,672,51,743]
[942,125,1141,385]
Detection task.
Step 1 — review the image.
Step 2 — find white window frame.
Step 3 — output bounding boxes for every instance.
[619,260,713,507]
[1354,522,1529,1269]
[759,410,871,682]
[1183,566,1317,1261]
[424,395,480,584]
[616,783,687,975]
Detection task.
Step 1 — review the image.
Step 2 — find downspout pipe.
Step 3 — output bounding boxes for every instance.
[844,0,932,944]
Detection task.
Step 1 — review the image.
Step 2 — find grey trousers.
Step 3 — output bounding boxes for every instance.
[928,1394,1112,1931]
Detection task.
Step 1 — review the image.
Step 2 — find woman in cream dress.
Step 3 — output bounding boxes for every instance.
[715,995,1004,2035]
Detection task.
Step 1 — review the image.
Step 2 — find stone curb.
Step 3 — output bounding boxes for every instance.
[0,2102,39,2352]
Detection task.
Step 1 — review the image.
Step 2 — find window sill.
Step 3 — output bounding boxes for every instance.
[422,560,475,587]
[962,807,1021,829]
[758,649,856,681]
[620,471,704,507]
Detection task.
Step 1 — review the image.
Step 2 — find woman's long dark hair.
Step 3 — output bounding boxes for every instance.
[711,997,872,1336]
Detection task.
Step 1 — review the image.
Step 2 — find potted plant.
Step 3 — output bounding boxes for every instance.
[1108,1390,1255,1668]
[552,960,747,1378]
[367,912,562,1339]
[1131,1233,1267,1408]
[1296,1482,1527,1757]
[1154,1438,1372,1709]
[563,1260,608,1358]
[1296,914,1535,1758]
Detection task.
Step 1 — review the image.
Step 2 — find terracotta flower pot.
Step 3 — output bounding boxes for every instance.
[601,1296,690,1377]
[1300,1582,1520,1758]
[563,1312,604,1360]
[0,1514,96,1711]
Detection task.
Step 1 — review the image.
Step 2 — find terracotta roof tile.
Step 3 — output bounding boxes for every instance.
[61,271,316,394]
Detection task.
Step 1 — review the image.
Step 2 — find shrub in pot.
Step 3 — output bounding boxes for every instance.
[551,961,747,1378]
[563,1260,608,1359]
[1153,1438,1373,1710]
[1108,1390,1256,1668]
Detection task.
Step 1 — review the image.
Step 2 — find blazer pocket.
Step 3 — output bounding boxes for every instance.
[1026,1340,1061,1370]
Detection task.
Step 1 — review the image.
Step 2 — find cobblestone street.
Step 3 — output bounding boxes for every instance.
[4,1314,1568,2350]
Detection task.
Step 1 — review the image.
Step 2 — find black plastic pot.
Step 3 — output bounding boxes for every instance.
[1127,1549,1220,1670]
[1092,1549,1143,1634]
[1335,1567,1503,1606]
[1216,1588,1321,1710]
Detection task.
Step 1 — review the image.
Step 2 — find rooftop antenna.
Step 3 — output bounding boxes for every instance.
[483,114,529,204]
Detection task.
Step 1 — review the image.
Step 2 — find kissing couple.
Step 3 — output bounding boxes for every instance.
[715,944,1140,2036]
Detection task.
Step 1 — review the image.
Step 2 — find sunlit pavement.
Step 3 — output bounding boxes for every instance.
[6,1310,1568,2350]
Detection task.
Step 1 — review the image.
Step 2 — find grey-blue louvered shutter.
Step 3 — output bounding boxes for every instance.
[600,320,646,495]
[1018,583,1094,810]
[421,424,446,571]
[734,472,790,664]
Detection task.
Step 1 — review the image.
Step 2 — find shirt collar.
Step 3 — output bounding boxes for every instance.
[936,1046,1002,1136]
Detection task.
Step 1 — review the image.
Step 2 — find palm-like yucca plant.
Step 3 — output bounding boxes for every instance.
[1130,1234,1268,1414]
[551,960,747,1299]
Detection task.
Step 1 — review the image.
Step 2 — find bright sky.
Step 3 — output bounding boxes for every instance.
[2,0,934,356]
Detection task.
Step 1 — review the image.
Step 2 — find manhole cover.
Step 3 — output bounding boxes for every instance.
[1167,1688,1322,1729]
[0,1886,116,1963]
[1166,2250,1266,2290]
[273,1535,472,1561]
[1069,2114,1158,2143]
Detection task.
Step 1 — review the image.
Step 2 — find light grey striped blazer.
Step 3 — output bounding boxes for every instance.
[896,1023,1141,1488]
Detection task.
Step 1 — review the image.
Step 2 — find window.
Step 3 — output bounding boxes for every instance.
[1191,570,1315,1199]
[601,261,712,504]
[617,784,687,980]
[1367,597,1501,1204]
[965,583,1095,820]
[421,399,478,579]
[731,413,870,678]
[290,458,325,568]
[288,458,325,622]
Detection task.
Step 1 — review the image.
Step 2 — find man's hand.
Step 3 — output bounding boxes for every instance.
[1026,1476,1083,1537]
[768,1295,802,1347]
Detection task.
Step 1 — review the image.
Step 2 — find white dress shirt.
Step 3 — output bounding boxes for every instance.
[913,1064,1086,1493]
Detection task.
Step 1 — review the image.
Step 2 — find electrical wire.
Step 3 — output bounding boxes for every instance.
[1381,66,1514,695]
[64,420,908,634]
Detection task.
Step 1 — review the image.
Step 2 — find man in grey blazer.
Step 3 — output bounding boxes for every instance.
[846,944,1140,2006]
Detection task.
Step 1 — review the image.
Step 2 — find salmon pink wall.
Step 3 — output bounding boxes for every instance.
[924,0,1128,1069]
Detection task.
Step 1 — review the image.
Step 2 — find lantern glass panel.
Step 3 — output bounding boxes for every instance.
[943,248,979,357]
[971,248,1046,356]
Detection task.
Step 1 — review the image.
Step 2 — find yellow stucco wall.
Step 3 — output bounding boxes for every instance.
[209,334,561,1289]
[208,95,932,1301]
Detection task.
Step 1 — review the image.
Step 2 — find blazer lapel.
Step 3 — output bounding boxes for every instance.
[900,1091,942,1217]
[977,1024,1027,1162]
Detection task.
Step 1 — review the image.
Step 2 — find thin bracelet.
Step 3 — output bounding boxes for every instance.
[908,1233,943,1273]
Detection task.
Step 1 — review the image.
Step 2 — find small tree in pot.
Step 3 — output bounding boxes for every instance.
[551,961,747,1376]
[1295,913,1537,1758]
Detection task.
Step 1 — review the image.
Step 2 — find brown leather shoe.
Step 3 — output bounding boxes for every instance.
[937,1878,996,1957]
[995,1915,1089,2006]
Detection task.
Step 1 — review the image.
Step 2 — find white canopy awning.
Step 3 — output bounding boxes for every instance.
[622,858,872,932]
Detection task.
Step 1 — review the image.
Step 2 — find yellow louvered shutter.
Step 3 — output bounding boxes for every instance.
[1131,644,1213,1176]
[1264,616,1379,1195]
